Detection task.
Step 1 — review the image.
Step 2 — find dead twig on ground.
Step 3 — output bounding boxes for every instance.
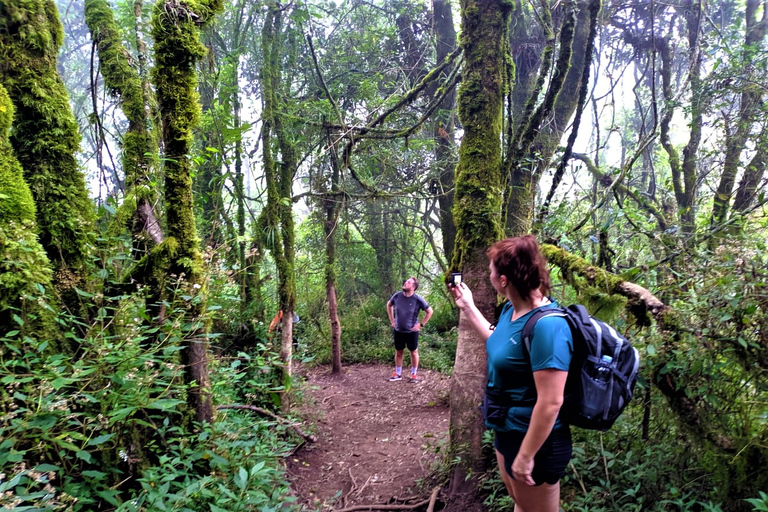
[343,468,358,508]
[217,404,318,443]
[333,486,441,512]
[353,475,373,498]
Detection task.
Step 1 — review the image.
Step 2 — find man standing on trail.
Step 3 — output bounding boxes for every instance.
[387,277,433,383]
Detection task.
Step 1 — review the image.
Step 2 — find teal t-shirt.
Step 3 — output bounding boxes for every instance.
[485,302,573,432]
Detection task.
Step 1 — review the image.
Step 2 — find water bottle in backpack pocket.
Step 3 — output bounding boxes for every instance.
[577,354,614,421]
[522,304,640,431]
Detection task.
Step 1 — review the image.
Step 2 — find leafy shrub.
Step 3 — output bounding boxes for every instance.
[0,284,303,511]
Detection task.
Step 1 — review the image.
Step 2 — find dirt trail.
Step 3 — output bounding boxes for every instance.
[286,364,452,511]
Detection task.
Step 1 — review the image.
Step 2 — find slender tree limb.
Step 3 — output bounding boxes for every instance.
[217,404,318,443]
[571,152,669,231]
[306,32,344,128]
[568,133,657,234]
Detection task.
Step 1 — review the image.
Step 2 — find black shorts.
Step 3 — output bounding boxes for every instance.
[494,427,572,486]
[393,330,418,351]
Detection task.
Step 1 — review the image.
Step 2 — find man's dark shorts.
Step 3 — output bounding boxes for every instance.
[494,426,572,485]
[393,330,418,352]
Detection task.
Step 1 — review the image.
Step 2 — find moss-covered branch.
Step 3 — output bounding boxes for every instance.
[541,243,743,452]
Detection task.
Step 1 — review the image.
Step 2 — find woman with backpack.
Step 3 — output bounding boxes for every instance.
[448,235,574,512]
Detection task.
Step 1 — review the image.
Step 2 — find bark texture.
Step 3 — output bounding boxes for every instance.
[449,0,512,495]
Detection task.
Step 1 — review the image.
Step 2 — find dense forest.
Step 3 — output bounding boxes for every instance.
[1,0,767,510]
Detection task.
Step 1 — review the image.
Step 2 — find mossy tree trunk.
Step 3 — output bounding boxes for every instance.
[448,0,512,496]
[84,0,162,252]
[195,47,227,251]
[0,83,54,334]
[709,0,766,232]
[502,1,585,235]
[0,0,95,316]
[261,2,298,384]
[151,0,222,425]
[659,0,702,241]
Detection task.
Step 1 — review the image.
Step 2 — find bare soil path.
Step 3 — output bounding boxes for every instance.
[286,364,452,511]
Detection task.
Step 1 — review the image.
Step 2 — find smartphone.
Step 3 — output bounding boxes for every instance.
[451,272,462,286]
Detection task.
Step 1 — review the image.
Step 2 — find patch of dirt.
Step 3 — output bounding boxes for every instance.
[286,364,452,511]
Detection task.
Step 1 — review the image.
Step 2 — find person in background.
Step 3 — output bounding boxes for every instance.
[386,277,433,383]
[448,235,573,512]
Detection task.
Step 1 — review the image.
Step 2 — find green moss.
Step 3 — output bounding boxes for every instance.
[0,0,95,278]
[0,83,53,325]
[450,0,512,270]
[151,0,223,424]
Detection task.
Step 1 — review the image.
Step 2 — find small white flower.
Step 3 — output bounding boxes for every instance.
[193,283,201,290]
[119,450,128,462]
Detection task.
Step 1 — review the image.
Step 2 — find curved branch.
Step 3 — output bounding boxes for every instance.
[568,133,657,234]
[571,152,669,231]
[217,404,318,443]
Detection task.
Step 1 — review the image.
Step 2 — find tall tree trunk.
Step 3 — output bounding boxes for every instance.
[660,0,702,240]
[151,0,222,425]
[0,0,95,315]
[432,0,458,262]
[504,2,578,235]
[326,131,344,374]
[448,0,511,495]
[262,3,297,384]
[196,38,225,251]
[710,0,766,230]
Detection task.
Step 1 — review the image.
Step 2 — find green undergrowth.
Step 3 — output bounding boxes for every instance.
[0,288,305,511]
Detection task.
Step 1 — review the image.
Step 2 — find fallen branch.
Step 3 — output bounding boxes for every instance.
[217,404,318,443]
[332,487,439,511]
[426,486,440,512]
[354,475,373,498]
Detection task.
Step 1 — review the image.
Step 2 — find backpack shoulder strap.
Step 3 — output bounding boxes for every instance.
[520,306,568,356]
[489,301,512,330]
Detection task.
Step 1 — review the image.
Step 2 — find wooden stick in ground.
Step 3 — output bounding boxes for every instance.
[217,404,318,443]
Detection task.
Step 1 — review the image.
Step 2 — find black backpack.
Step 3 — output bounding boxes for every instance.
[521,304,640,431]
